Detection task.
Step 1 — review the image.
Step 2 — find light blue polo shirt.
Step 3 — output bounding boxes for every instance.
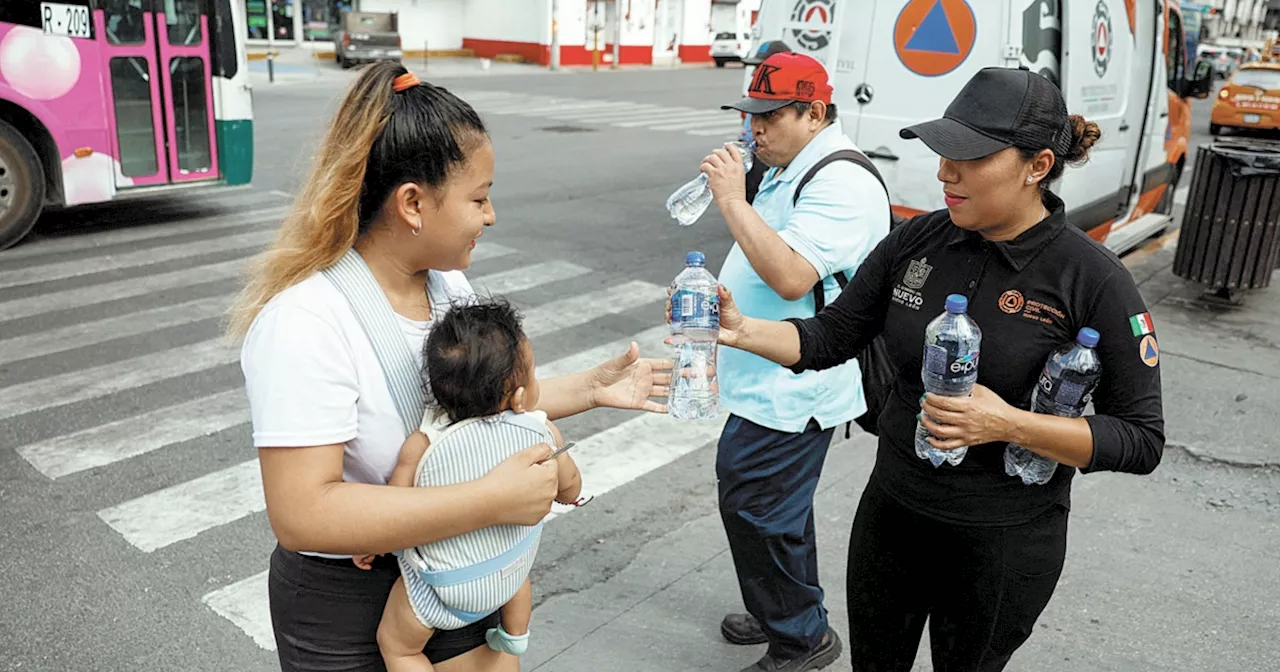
[718,119,891,434]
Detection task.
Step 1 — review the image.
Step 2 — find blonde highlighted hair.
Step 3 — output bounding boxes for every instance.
[225,61,487,340]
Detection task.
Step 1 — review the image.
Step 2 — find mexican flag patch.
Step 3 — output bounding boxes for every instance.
[1129,312,1155,336]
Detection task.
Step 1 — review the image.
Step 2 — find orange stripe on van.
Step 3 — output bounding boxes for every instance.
[892,204,926,220]
[1131,184,1169,220]
[1089,220,1114,243]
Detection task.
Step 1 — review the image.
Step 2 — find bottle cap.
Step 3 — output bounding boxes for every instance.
[945,294,968,314]
[1077,327,1100,348]
[686,251,706,267]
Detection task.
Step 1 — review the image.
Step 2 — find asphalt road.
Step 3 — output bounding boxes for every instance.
[1,64,1272,672]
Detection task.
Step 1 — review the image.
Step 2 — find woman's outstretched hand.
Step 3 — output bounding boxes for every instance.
[484,443,561,526]
[588,342,674,414]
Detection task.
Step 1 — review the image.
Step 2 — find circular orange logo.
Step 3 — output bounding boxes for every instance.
[999,290,1025,314]
[893,0,977,77]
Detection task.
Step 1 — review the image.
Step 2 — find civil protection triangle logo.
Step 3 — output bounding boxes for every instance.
[904,257,932,289]
[1091,0,1113,77]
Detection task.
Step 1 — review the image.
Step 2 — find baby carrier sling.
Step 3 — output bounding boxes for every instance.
[322,249,543,627]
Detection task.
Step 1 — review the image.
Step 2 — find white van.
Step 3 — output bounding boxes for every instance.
[744,0,1213,254]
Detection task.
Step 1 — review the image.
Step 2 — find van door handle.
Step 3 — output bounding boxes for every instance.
[1119,122,1131,131]
[866,149,899,161]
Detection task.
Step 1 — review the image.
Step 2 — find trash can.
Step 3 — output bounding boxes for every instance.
[1173,140,1280,292]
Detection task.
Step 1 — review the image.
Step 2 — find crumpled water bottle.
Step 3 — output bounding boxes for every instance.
[666,140,756,227]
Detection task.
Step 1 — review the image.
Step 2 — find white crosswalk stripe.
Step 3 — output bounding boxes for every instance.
[455,89,744,141]
[1,192,725,653]
[0,229,277,289]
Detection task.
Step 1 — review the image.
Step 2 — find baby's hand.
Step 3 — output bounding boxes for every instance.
[352,553,379,570]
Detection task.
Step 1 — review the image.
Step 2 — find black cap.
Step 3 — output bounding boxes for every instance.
[899,66,1073,161]
[743,39,791,65]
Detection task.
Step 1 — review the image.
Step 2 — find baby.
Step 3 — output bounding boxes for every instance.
[355,296,583,671]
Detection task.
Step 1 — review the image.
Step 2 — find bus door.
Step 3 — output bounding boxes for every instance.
[95,0,217,189]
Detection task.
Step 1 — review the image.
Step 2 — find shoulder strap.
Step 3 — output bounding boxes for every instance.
[793,149,889,206]
[321,248,424,437]
[796,149,890,311]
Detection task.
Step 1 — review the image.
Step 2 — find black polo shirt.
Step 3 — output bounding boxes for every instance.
[787,191,1165,526]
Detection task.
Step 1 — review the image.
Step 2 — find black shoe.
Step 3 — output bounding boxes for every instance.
[739,628,842,672]
[721,613,769,645]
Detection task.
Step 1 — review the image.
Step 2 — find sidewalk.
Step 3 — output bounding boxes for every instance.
[245,49,716,87]
[246,55,553,86]
[524,234,1280,671]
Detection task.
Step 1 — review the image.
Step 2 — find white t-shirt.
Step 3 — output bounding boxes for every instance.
[240,268,474,497]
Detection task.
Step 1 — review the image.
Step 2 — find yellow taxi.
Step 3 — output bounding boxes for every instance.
[1209,63,1280,135]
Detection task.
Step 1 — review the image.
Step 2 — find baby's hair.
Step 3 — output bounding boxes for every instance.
[424,295,529,424]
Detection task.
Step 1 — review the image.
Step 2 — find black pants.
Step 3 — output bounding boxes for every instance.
[717,415,835,660]
[268,544,500,671]
[846,477,1069,672]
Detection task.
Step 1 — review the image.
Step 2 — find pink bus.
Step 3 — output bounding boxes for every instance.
[0,0,254,249]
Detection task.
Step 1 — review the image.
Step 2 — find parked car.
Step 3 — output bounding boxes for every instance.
[332,11,403,69]
[1210,62,1280,136]
[1199,45,1244,79]
[710,31,750,67]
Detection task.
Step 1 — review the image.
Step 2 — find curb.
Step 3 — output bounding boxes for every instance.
[246,49,477,61]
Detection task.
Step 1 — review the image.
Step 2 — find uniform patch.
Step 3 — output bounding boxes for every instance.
[999,290,1025,314]
[903,257,933,289]
[1139,334,1159,367]
[1129,312,1155,336]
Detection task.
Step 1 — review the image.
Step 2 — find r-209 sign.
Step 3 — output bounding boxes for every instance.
[41,2,92,39]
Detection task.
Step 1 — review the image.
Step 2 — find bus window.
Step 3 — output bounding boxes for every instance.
[109,57,161,177]
[165,0,204,46]
[104,0,146,45]
[170,57,213,173]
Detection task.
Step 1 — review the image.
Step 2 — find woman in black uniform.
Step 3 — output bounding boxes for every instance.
[712,66,1165,670]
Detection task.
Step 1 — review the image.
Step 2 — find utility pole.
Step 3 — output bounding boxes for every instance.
[550,0,561,70]
[611,0,622,69]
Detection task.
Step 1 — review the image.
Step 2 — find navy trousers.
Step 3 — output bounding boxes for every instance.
[716,414,835,660]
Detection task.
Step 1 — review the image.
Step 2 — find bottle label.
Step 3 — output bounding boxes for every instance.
[1037,366,1100,410]
[924,344,980,380]
[672,289,719,330]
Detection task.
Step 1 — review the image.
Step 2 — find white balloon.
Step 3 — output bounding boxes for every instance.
[0,26,82,101]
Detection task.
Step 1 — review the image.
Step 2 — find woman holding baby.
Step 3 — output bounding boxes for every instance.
[227,63,672,672]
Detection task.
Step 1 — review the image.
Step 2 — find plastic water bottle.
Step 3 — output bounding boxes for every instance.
[666,140,755,227]
[668,251,719,421]
[1004,328,1103,485]
[915,294,982,467]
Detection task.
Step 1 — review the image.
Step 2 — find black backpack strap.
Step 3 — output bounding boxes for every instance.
[793,149,888,207]
[795,150,890,312]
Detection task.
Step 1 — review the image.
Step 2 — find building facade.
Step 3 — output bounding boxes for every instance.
[1192,0,1279,40]
[241,0,762,66]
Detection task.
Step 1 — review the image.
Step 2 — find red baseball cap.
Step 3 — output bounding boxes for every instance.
[721,52,834,115]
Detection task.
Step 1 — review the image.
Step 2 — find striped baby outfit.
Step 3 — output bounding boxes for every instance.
[397,409,552,631]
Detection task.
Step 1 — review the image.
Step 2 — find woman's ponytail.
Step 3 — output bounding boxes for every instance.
[1061,115,1101,166]
[1026,113,1103,189]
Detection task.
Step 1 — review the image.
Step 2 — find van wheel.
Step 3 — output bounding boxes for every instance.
[1210,123,1222,136]
[715,59,726,68]
[0,120,46,250]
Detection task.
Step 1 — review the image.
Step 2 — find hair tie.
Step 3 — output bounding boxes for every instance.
[392,72,420,92]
